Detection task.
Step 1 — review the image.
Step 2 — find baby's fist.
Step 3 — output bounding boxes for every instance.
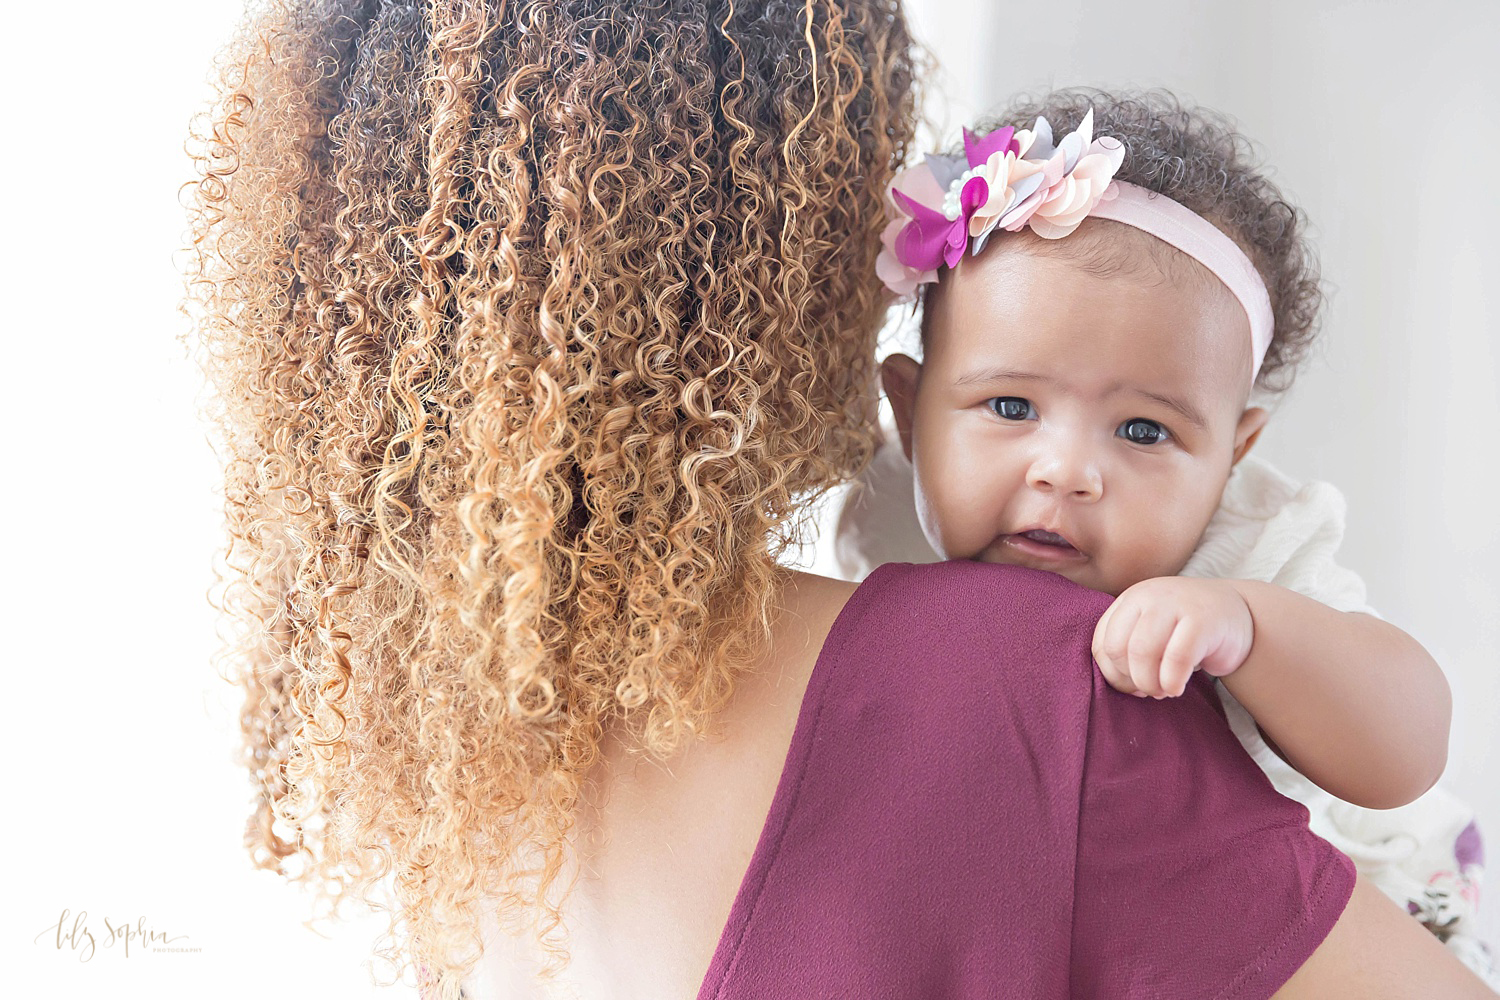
[1091,577,1254,699]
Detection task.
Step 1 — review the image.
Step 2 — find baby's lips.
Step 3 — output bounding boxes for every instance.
[1012,525,1088,556]
[1022,528,1075,548]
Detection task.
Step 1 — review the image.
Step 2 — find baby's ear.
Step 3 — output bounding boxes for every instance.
[1231,406,1270,465]
[881,354,922,462]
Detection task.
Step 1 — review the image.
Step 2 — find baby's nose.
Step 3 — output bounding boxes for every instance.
[1026,456,1102,501]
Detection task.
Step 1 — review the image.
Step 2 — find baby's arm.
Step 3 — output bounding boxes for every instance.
[1219,579,1451,810]
[1091,576,1450,810]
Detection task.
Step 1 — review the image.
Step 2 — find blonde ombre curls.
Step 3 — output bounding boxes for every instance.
[180,0,917,994]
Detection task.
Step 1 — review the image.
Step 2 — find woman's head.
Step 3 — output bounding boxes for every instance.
[183,0,915,993]
[882,88,1324,595]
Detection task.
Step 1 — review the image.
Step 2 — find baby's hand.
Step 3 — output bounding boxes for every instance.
[1091,577,1255,699]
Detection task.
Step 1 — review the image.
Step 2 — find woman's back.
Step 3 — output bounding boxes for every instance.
[462,571,854,999]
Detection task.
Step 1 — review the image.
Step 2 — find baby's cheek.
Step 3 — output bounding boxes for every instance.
[1117,525,1199,584]
[912,465,988,560]
[1076,527,1129,590]
[911,475,967,560]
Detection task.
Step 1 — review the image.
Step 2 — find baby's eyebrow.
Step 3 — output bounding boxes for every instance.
[1134,388,1209,433]
[950,367,1209,432]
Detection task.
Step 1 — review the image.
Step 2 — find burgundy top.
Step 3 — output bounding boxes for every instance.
[696,560,1355,1000]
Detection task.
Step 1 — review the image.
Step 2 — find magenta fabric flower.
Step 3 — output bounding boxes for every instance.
[875,126,1021,298]
[876,218,936,298]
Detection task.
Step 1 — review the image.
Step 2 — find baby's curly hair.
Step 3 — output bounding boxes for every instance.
[179,0,916,996]
[924,87,1324,396]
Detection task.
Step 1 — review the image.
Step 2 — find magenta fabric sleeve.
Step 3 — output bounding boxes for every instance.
[697,559,1354,999]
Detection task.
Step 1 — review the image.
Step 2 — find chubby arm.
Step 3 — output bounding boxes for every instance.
[1220,580,1451,809]
[1092,576,1451,810]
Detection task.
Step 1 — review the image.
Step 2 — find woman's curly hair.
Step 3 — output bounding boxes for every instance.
[923,87,1324,395]
[180,0,916,994]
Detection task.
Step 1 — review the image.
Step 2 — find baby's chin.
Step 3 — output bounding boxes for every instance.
[972,542,1194,599]
[972,544,1121,596]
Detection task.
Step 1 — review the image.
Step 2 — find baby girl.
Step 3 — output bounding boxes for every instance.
[843,87,1498,984]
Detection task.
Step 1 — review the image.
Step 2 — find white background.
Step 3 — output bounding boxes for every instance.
[7,1,1495,997]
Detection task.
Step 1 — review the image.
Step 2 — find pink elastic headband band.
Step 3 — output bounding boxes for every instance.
[1089,181,1274,387]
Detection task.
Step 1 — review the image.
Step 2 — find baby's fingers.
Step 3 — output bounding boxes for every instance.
[1125,612,1179,698]
[1158,622,1207,698]
[1093,600,1143,695]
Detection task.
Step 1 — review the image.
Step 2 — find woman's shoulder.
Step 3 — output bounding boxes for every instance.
[786,561,1113,744]
[708,564,1110,997]
[831,560,1114,656]
[785,561,1111,680]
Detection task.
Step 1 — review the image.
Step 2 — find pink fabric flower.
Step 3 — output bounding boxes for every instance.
[884,160,969,273]
[872,109,1128,297]
[1029,136,1126,239]
[968,151,1044,243]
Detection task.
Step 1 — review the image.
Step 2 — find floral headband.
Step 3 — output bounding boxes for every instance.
[875,109,1274,387]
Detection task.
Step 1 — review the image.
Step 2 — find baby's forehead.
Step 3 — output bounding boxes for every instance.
[950,221,1243,323]
[923,232,1252,410]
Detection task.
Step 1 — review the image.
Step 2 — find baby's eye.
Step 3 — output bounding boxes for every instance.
[1119,418,1171,445]
[988,397,1035,421]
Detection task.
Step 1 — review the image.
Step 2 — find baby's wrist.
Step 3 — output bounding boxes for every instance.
[1206,578,1259,679]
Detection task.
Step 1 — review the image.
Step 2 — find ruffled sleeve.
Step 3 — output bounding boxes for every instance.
[1179,454,1379,618]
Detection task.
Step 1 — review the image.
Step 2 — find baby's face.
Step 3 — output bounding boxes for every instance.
[885,224,1269,597]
